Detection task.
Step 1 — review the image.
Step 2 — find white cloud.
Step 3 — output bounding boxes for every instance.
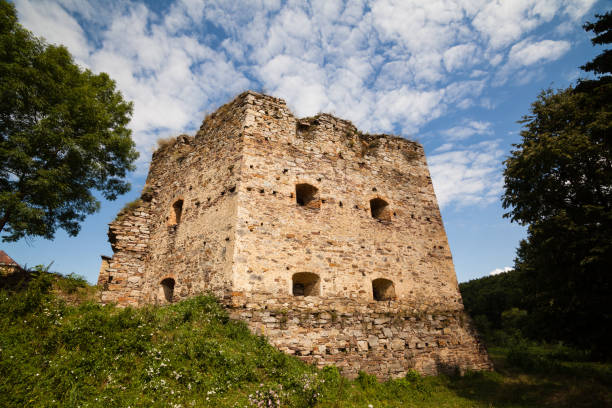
[472,0,557,50]
[12,0,596,206]
[561,0,598,21]
[494,38,571,84]
[429,140,504,208]
[15,0,90,62]
[508,38,571,67]
[434,143,455,153]
[441,120,493,141]
[443,43,480,72]
[490,266,513,275]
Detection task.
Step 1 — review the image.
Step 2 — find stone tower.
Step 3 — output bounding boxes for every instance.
[98,91,492,378]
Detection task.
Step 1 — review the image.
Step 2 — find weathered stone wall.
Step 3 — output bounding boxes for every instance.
[99,98,247,305]
[227,294,490,379]
[233,93,461,307]
[97,203,151,306]
[98,90,492,377]
[137,101,245,304]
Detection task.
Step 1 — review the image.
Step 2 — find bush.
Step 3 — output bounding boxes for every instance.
[357,371,378,389]
[506,340,561,372]
[54,273,88,294]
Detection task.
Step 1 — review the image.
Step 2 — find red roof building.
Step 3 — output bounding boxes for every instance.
[0,250,22,276]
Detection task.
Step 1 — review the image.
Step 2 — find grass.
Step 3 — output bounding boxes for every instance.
[0,272,610,408]
[155,136,177,151]
[113,198,144,222]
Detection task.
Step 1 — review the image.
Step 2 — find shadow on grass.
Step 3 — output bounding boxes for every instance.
[444,355,612,408]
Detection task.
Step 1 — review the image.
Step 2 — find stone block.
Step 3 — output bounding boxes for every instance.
[391,339,405,350]
[368,335,379,348]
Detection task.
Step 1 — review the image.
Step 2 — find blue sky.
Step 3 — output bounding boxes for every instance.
[3,0,608,284]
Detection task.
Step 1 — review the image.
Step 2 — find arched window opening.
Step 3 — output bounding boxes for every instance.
[160,278,175,303]
[295,184,320,209]
[370,198,391,222]
[168,199,184,225]
[372,278,396,301]
[292,272,320,296]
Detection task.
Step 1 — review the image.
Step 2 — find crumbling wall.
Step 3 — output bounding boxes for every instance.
[97,201,151,306]
[223,92,491,377]
[98,91,492,377]
[227,294,491,379]
[99,97,248,305]
[232,93,461,306]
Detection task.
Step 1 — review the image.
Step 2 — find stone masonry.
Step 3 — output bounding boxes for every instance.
[98,91,492,379]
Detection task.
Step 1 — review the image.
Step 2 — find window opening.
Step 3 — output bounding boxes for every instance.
[372,278,396,301]
[292,272,320,296]
[169,199,183,225]
[160,278,175,303]
[295,183,320,209]
[370,198,391,222]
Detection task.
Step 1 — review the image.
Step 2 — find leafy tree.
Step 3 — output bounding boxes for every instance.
[0,0,138,241]
[502,11,611,357]
[459,269,526,331]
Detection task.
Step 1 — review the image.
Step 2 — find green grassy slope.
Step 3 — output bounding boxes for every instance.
[1,272,610,408]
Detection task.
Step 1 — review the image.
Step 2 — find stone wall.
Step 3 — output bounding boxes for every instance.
[99,98,247,305]
[233,93,462,307]
[227,293,491,379]
[98,90,492,378]
[97,203,151,306]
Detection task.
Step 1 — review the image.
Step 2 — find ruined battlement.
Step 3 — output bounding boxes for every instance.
[98,91,492,378]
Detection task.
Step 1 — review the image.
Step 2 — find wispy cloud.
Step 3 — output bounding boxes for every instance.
[490,266,513,276]
[13,0,596,204]
[429,140,505,208]
[440,120,493,141]
[495,38,572,84]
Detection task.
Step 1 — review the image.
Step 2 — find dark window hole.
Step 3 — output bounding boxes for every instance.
[169,199,183,225]
[295,183,320,209]
[292,272,320,296]
[160,278,175,303]
[372,278,396,301]
[370,198,391,222]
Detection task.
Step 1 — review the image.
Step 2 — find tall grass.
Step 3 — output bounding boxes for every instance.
[0,273,610,407]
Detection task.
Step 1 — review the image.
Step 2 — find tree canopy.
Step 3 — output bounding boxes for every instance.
[0,0,138,242]
[502,11,611,356]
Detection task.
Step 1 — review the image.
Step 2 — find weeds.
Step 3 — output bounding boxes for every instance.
[156,136,176,150]
[0,275,610,407]
[114,198,144,221]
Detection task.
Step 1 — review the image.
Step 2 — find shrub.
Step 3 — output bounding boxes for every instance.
[357,370,378,389]
[54,273,88,294]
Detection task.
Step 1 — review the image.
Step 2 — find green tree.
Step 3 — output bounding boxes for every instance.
[0,1,138,241]
[581,11,612,77]
[502,11,611,356]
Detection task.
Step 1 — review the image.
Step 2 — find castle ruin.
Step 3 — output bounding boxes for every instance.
[98,91,492,379]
